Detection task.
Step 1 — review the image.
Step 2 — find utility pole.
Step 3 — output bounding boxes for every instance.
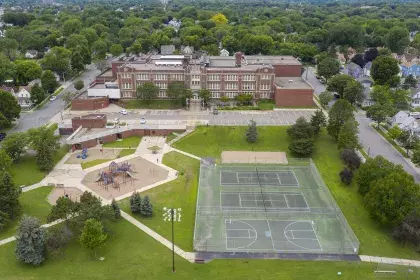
[163,207,181,273]
[171,208,175,272]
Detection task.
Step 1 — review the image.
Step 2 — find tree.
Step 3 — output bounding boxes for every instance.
[388,125,402,141]
[46,225,73,256]
[110,44,123,57]
[288,138,314,156]
[391,89,411,111]
[79,218,107,257]
[111,199,121,219]
[378,48,392,56]
[130,192,141,213]
[76,191,113,226]
[337,119,359,150]
[327,99,354,140]
[0,210,9,231]
[310,110,327,136]
[287,117,314,140]
[364,48,379,62]
[0,149,12,172]
[393,209,420,252]
[14,60,42,85]
[340,149,361,171]
[47,196,79,224]
[411,149,420,167]
[167,81,188,105]
[245,120,258,143]
[199,89,211,106]
[62,18,82,36]
[140,195,153,217]
[41,47,72,79]
[366,103,391,128]
[15,215,46,265]
[71,50,85,73]
[326,75,354,98]
[0,53,15,85]
[355,156,399,196]
[61,91,76,106]
[386,27,409,54]
[74,80,84,92]
[317,57,340,82]
[0,90,21,125]
[30,83,46,106]
[211,13,228,25]
[397,130,418,156]
[28,125,60,172]
[350,54,367,69]
[370,85,392,105]
[0,172,21,219]
[402,75,418,90]
[65,34,89,51]
[318,91,333,107]
[41,70,59,94]
[92,40,108,60]
[339,168,354,185]
[371,55,400,86]
[94,60,110,73]
[0,38,18,60]
[342,80,364,105]
[136,82,159,104]
[365,171,419,225]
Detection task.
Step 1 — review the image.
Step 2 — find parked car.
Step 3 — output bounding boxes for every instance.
[140,117,146,124]
[120,109,128,115]
[49,96,57,101]
[113,118,119,124]
[213,108,219,115]
[318,77,326,84]
[0,132,6,141]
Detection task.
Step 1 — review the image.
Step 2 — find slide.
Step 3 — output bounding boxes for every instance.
[126,171,139,180]
[94,175,102,182]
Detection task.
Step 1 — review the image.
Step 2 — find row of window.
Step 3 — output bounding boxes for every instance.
[124,90,270,99]
[121,73,185,81]
[125,82,270,91]
[207,74,272,81]
[121,73,272,81]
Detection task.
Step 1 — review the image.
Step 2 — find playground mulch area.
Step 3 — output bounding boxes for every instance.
[65,149,122,164]
[47,187,83,205]
[81,156,169,200]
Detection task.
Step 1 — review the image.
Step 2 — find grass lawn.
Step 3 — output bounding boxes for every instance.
[9,145,69,187]
[0,218,379,280]
[174,126,420,259]
[0,186,53,240]
[120,151,199,251]
[258,100,275,110]
[102,136,142,148]
[80,149,136,169]
[165,133,178,143]
[122,99,183,109]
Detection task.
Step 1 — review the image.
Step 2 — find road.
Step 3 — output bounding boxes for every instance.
[10,65,100,133]
[304,67,420,181]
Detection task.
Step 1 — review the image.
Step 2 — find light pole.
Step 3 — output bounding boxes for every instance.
[163,207,181,272]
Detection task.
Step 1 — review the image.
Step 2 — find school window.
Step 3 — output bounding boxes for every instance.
[225,83,238,90]
[225,74,238,81]
[171,74,184,80]
[158,91,167,98]
[154,74,167,80]
[191,80,200,86]
[191,74,200,80]
[211,91,220,98]
[122,83,132,89]
[136,74,149,80]
[208,83,220,90]
[121,73,131,79]
[260,84,270,90]
[243,74,255,81]
[243,83,255,90]
[155,83,167,89]
[122,91,132,98]
[261,75,270,80]
[225,92,237,98]
[208,74,220,81]
[260,92,270,99]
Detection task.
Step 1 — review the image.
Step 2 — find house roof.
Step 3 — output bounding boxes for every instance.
[26,50,38,55]
[413,91,420,99]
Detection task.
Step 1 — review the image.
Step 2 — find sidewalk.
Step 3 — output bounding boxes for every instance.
[360,255,420,267]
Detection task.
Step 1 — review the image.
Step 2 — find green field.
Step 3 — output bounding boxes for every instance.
[0,186,53,240]
[102,136,142,148]
[166,133,178,143]
[120,151,199,251]
[9,145,69,187]
[0,219,379,280]
[122,99,183,109]
[174,126,420,259]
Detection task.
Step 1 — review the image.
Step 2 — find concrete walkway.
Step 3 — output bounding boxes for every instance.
[121,211,195,262]
[171,148,201,161]
[360,255,420,267]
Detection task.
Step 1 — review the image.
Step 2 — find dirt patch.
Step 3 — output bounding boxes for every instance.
[47,187,83,205]
[221,151,288,164]
[81,156,169,200]
[66,149,122,164]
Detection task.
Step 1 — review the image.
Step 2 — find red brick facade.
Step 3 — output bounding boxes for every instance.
[71,114,107,130]
[71,97,110,111]
[273,65,302,77]
[274,88,314,107]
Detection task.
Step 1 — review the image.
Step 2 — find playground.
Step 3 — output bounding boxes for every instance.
[81,156,169,200]
[65,148,124,164]
[47,186,83,205]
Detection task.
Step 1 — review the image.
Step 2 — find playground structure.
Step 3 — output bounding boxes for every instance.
[76,148,88,160]
[95,161,138,191]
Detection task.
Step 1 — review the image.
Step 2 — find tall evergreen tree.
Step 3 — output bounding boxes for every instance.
[15,215,46,265]
[140,195,153,217]
[327,99,354,140]
[245,120,258,143]
[0,210,9,231]
[0,172,21,219]
[111,199,121,219]
[130,192,141,213]
[310,110,327,135]
[337,119,360,150]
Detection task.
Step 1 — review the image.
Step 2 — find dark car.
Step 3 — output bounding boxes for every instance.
[0,133,6,141]
[213,109,219,115]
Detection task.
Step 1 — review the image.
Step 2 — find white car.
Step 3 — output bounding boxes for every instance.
[140,117,146,124]
[49,96,57,101]
[120,109,128,115]
[113,118,119,124]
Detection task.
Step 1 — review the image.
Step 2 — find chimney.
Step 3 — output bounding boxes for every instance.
[235,52,242,67]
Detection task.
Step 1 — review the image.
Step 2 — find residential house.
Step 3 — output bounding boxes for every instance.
[357,77,375,107]
[392,111,420,136]
[412,91,420,108]
[347,62,363,78]
[25,50,38,59]
[220,49,229,56]
[14,86,32,108]
[393,53,420,77]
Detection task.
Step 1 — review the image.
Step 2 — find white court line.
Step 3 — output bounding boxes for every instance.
[239,193,243,208]
[291,230,295,239]
[284,194,290,209]
[276,172,282,185]
[288,230,319,241]
[225,220,259,250]
[266,220,276,250]
[311,221,323,252]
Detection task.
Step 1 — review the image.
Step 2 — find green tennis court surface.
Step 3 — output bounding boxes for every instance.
[193,161,359,255]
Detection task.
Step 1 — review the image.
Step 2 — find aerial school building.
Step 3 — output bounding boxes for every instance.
[113,51,314,107]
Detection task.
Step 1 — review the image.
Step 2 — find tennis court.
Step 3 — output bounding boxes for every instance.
[193,160,360,256]
[220,170,299,187]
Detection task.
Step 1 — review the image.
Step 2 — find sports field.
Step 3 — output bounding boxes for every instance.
[193,161,359,255]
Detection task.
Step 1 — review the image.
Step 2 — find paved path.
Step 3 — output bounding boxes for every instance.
[360,255,420,267]
[171,148,201,161]
[121,211,195,262]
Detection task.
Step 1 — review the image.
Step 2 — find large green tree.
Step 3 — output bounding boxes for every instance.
[342,80,364,105]
[1,132,28,162]
[41,70,59,94]
[367,103,392,128]
[326,75,354,98]
[245,120,258,143]
[386,27,410,54]
[136,82,159,103]
[15,215,46,265]
[14,60,42,85]
[167,81,189,106]
[41,47,72,79]
[0,172,20,220]
[287,116,314,140]
[310,109,327,135]
[326,99,354,140]
[337,119,359,150]
[79,218,107,257]
[28,125,61,172]
[317,57,340,82]
[371,55,400,86]
[0,90,21,126]
[30,83,46,105]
